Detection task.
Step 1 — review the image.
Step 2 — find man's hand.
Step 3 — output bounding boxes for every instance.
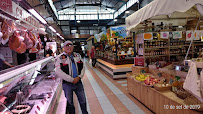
[72,77,81,84]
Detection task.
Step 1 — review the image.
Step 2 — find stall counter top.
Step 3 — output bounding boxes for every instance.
[97,59,134,69]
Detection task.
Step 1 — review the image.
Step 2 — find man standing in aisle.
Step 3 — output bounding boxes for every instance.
[55,41,88,114]
[90,46,97,68]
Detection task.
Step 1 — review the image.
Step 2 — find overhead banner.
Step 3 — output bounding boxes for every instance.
[0,0,12,13]
[110,26,127,38]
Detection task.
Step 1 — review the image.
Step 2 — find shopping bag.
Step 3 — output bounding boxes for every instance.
[89,59,92,64]
[183,62,203,102]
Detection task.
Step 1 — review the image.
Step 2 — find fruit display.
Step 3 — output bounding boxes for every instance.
[144,77,160,86]
[134,74,150,81]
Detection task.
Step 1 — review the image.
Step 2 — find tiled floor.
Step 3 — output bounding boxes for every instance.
[54,59,153,114]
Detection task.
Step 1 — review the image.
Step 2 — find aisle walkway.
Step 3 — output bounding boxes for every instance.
[55,59,153,114]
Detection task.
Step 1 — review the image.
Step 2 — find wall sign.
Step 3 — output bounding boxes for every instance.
[12,2,40,28]
[110,26,127,38]
[0,0,12,13]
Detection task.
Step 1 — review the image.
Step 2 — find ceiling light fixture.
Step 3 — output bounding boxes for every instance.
[125,11,130,14]
[56,33,60,36]
[39,28,45,31]
[28,9,47,24]
[49,26,56,32]
[114,19,117,22]
[77,20,81,23]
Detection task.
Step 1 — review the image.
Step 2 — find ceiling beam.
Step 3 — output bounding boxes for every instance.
[33,3,44,8]
[57,3,116,12]
[54,0,68,4]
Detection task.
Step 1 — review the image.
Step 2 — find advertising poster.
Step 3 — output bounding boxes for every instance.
[110,26,127,38]
[143,32,153,40]
[173,31,182,39]
[186,30,201,41]
[186,31,194,41]
[46,42,57,56]
[160,32,169,39]
[194,30,200,40]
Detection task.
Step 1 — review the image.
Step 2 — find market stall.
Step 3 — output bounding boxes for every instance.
[94,26,135,79]
[126,0,203,113]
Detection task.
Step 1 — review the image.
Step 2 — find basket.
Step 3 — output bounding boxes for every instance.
[175,89,191,99]
[154,84,172,91]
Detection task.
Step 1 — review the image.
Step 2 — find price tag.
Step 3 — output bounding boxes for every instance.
[37,105,40,111]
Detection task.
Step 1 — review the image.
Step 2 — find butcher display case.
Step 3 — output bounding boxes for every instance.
[0,56,62,114]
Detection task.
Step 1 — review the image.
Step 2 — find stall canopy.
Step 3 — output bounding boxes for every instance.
[126,0,203,31]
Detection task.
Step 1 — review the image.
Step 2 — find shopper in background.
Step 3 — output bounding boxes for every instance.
[55,41,88,114]
[0,53,14,71]
[90,46,97,68]
[46,45,54,57]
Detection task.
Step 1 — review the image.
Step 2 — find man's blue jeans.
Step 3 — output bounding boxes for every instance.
[62,80,88,114]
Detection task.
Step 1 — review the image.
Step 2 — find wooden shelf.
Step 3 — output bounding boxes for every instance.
[170,53,192,56]
[170,45,189,48]
[145,47,168,50]
[145,55,168,58]
[194,44,203,46]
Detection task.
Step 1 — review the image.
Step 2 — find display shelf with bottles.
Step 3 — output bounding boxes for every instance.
[136,32,170,66]
[135,31,203,66]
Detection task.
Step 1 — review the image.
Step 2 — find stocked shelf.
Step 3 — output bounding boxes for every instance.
[170,45,190,48]
[145,55,168,58]
[145,47,168,50]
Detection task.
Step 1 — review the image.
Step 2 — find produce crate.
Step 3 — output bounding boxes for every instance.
[176,70,188,79]
[154,84,172,91]
[132,66,149,74]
